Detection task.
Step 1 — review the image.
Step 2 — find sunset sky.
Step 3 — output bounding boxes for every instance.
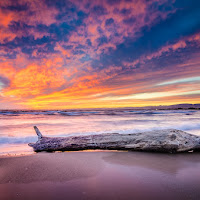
[0,0,200,109]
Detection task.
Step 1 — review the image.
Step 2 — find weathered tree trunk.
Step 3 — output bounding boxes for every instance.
[28,126,200,153]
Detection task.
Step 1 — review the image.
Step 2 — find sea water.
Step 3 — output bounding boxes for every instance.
[0,109,200,155]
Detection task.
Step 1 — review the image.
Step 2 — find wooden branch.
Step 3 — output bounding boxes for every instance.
[28,126,200,153]
[33,126,43,139]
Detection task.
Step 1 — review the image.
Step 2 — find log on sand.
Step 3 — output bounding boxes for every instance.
[28,126,200,153]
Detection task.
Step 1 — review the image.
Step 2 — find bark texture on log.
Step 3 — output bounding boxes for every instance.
[28,126,200,153]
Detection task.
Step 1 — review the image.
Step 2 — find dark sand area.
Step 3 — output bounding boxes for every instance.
[0,151,200,200]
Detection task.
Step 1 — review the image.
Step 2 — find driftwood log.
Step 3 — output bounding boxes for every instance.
[28,126,200,153]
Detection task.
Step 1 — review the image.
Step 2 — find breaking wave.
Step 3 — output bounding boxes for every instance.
[0,109,198,116]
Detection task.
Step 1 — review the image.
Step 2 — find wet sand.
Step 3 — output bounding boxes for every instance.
[0,151,200,200]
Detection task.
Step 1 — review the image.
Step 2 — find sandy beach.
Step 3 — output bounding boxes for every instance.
[0,151,200,200]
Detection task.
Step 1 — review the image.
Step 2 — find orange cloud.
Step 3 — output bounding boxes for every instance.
[0,0,59,43]
[2,58,67,98]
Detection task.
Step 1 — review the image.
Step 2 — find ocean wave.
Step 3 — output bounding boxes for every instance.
[0,109,198,117]
[1,122,200,145]
[0,136,38,145]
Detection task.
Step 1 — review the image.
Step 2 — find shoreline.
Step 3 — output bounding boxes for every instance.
[0,147,199,158]
[0,149,123,158]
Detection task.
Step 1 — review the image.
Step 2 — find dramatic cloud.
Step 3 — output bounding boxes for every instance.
[0,0,200,109]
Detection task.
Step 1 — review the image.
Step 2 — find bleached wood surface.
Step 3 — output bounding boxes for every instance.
[29,126,200,153]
